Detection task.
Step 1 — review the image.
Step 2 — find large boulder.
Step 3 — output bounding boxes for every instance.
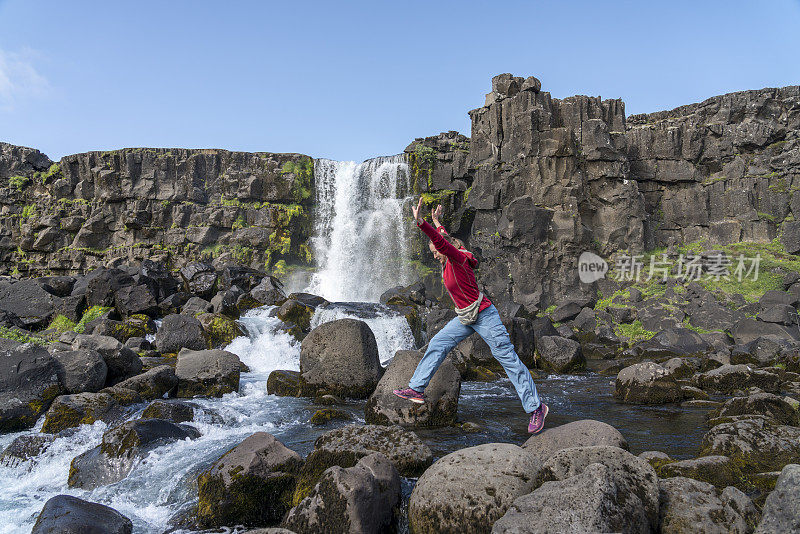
[365,350,460,427]
[154,313,208,353]
[658,477,759,534]
[140,399,195,423]
[536,336,585,373]
[250,275,287,306]
[0,341,63,431]
[68,418,199,489]
[731,335,799,367]
[710,392,800,426]
[298,319,382,399]
[408,443,540,534]
[493,463,649,534]
[293,424,432,505]
[197,432,302,527]
[52,349,107,393]
[31,495,132,534]
[535,445,659,532]
[313,424,432,476]
[85,268,134,307]
[1,434,57,466]
[139,259,179,302]
[113,283,158,318]
[179,262,218,299]
[175,348,241,397]
[522,419,629,462]
[615,361,682,404]
[755,464,800,534]
[701,416,800,472]
[115,365,178,400]
[41,391,123,433]
[0,279,60,329]
[629,327,712,359]
[267,369,301,396]
[694,364,781,393]
[71,334,142,383]
[282,453,400,534]
[656,455,746,488]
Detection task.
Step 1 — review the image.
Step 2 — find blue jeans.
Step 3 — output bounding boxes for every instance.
[408,305,541,413]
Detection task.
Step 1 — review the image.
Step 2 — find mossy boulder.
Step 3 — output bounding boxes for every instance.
[69,419,199,489]
[197,312,244,348]
[267,369,301,396]
[115,365,178,400]
[614,361,682,404]
[365,350,460,428]
[41,392,121,434]
[276,299,313,332]
[154,314,209,353]
[700,415,800,473]
[175,348,241,398]
[31,495,133,534]
[282,453,400,534]
[0,341,64,431]
[309,408,350,425]
[197,432,302,527]
[522,419,629,463]
[655,455,747,488]
[694,364,781,394]
[140,399,194,423]
[409,443,541,534]
[709,392,800,426]
[657,477,760,534]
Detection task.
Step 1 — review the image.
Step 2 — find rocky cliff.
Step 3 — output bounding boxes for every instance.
[0,146,315,277]
[3,76,800,314]
[408,75,800,315]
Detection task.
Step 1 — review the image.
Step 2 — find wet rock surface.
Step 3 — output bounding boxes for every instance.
[365,350,460,427]
[298,318,382,399]
[32,494,133,534]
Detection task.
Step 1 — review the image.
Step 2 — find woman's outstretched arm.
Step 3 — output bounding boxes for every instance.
[431,204,449,236]
[411,198,466,263]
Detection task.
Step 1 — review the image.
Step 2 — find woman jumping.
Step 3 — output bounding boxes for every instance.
[393,198,549,434]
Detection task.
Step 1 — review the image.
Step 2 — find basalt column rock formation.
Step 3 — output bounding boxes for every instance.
[407,75,800,314]
[0,146,314,276]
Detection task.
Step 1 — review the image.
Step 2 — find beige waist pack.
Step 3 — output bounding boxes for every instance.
[455,292,483,325]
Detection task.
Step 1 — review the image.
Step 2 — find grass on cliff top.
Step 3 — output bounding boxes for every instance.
[605,238,800,304]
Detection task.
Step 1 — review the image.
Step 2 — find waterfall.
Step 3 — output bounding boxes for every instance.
[307,155,415,302]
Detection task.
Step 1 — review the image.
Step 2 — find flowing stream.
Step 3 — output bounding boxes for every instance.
[0,155,714,533]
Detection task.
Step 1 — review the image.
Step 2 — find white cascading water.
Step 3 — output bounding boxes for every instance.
[0,156,419,533]
[308,155,416,302]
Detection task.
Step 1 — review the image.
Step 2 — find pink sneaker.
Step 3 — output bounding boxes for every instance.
[527,403,549,434]
[393,387,425,404]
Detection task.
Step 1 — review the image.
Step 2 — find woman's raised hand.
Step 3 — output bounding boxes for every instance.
[432,204,443,223]
[411,197,425,224]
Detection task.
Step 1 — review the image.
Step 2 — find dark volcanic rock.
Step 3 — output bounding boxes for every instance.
[0,341,63,431]
[299,319,382,399]
[32,494,132,534]
[154,313,208,353]
[536,335,585,373]
[70,334,142,384]
[68,418,199,489]
[0,279,60,329]
[700,415,800,472]
[365,350,460,428]
[115,365,178,400]
[267,369,301,396]
[175,348,241,398]
[694,364,781,393]
[179,262,218,299]
[140,399,194,423]
[197,431,302,527]
[615,361,682,404]
[52,349,107,393]
[283,453,400,534]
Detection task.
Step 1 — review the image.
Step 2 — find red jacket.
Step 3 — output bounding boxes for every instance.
[417,219,492,312]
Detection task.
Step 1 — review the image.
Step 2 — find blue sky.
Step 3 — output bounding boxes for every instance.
[1,0,799,162]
